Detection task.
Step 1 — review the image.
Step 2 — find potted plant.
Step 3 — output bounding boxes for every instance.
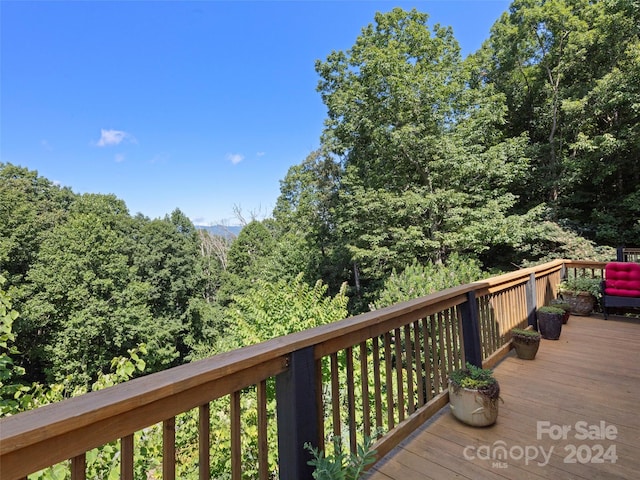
[511,328,541,360]
[550,299,571,324]
[558,276,601,316]
[448,362,500,427]
[536,305,564,340]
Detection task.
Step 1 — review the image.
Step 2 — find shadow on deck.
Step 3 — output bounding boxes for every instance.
[366,315,640,479]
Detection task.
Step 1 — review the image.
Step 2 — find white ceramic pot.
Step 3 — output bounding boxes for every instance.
[448,380,499,427]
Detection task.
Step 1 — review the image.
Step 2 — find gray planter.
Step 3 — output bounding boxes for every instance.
[537,311,563,340]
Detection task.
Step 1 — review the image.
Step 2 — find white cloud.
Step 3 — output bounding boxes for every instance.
[257,151,265,157]
[114,153,125,163]
[227,153,244,165]
[96,129,135,147]
[41,140,53,151]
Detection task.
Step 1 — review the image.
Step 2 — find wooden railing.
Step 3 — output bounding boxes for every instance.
[617,246,640,263]
[0,260,606,480]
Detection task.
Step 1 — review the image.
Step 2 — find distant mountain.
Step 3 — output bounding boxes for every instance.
[196,224,243,239]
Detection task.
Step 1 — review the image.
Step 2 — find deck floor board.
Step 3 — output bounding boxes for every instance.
[366,316,640,480]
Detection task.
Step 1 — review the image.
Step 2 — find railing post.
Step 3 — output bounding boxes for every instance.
[459,291,482,368]
[276,346,318,480]
[526,273,538,330]
[617,246,625,262]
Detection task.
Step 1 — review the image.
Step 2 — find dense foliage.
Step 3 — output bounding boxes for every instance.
[485,0,640,243]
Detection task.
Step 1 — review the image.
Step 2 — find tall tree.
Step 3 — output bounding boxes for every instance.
[0,163,74,288]
[486,0,640,242]
[20,194,149,383]
[273,149,348,292]
[315,8,529,302]
[217,220,276,305]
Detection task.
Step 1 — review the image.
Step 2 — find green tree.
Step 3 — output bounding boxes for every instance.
[19,194,152,384]
[486,0,640,242]
[315,8,529,305]
[218,220,276,305]
[132,210,203,359]
[371,255,485,310]
[0,163,74,288]
[273,149,349,293]
[225,274,349,347]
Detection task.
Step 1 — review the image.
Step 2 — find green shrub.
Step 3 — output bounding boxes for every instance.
[305,435,377,480]
[558,276,601,298]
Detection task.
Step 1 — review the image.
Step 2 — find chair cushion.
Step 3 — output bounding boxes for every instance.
[604,262,640,297]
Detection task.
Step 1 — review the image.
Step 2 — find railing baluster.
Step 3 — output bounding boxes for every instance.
[394,328,405,422]
[404,324,415,414]
[383,332,394,429]
[71,453,85,480]
[345,346,357,453]
[526,272,538,329]
[413,320,425,407]
[456,306,466,367]
[257,381,268,480]
[515,285,522,329]
[199,403,210,480]
[231,391,241,480]
[438,313,447,381]
[163,418,176,480]
[359,342,371,438]
[443,309,453,376]
[481,296,490,357]
[423,316,433,400]
[431,315,441,392]
[496,292,505,350]
[372,336,383,431]
[330,352,341,437]
[121,434,134,480]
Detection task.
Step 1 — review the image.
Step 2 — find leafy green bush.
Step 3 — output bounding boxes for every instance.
[558,276,602,298]
[371,254,484,310]
[305,435,377,480]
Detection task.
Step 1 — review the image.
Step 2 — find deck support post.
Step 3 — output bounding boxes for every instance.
[460,291,482,368]
[526,273,537,330]
[275,346,317,480]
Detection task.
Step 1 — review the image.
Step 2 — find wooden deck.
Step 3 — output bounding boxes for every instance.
[365,315,640,479]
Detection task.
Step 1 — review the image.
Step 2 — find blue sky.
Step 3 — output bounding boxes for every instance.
[1,0,510,225]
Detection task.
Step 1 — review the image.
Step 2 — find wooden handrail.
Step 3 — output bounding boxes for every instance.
[0,259,608,479]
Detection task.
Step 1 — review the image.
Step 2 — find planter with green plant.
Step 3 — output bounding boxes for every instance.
[550,299,571,324]
[448,362,500,427]
[537,305,564,340]
[558,276,601,316]
[511,328,541,360]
